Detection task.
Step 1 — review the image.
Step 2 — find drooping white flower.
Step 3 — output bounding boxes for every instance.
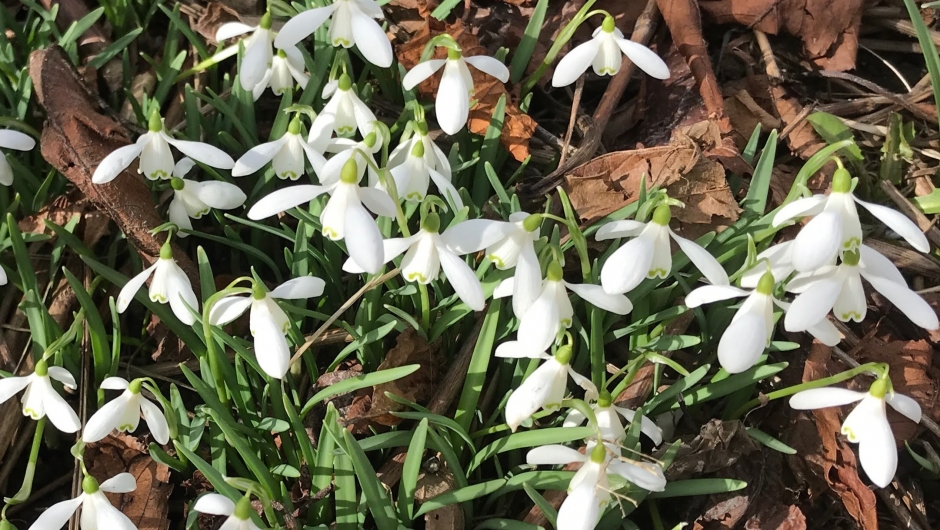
[168,158,247,237]
[233,116,326,180]
[388,120,451,182]
[772,167,929,272]
[216,14,276,93]
[402,47,510,135]
[82,377,169,444]
[312,74,378,137]
[0,359,80,433]
[596,203,730,295]
[784,245,938,333]
[92,110,235,184]
[527,443,666,530]
[388,133,462,210]
[0,128,36,186]
[564,386,663,446]
[482,212,542,318]
[686,270,842,373]
[789,379,921,487]
[193,494,261,530]
[248,158,396,274]
[29,473,138,530]
[209,276,325,379]
[552,15,670,87]
[117,243,198,325]
[274,0,392,68]
[494,262,632,357]
[251,47,310,101]
[343,215,511,311]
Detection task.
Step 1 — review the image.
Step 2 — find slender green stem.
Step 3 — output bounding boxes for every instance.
[418,282,431,331]
[200,281,254,405]
[6,417,45,504]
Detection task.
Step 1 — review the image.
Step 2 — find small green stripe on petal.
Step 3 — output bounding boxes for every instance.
[840,311,863,321]
[648,268,668,278]
[405,272,427,283]
[488,255,504,268]
[150,294,167,303]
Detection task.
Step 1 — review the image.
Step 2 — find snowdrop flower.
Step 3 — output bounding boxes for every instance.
[321,131,382,187]
[0,359,80,433]
[784,245,938,333]
[233,116,326,180]
[216,14,276,93]
[209,276,325,379]
[313,75,377,137]
[117,242,198,325]
[402,47,510,135]
[248,158,396,274]
[274,0,392,68]
[596,203,729,295]
[251,47,310,101]
[388,134,462,210]
[168,158,247,236]
[388,121,451,182]
[552,15,670,87]
[0,128,36,186]
[344,215,510,311]
[193,494,260,530]
[82,377,169,444]
[92,110,234,184]
[564,389,663,446]
[29,473,138,530]
[772,167,929,272]
[527,443,666,530]
[686,270,841,373]
[483,212,542,318]
[790,378,921,487]
[495,262,632,357]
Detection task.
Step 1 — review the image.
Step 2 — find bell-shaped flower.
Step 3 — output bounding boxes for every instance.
[168,158,247,237]
[527,443,666,530]
[313,74,378,137]
[596,203,729,295]
[402,48,510,135]
[687,270,842,373]
[29,473,138,530]
[248,158,396,274]
[92,110,234,184]
[388,120,451,182]
[343,215,509,311]
[564,389,663,446]
[274,0,392,68]
[233,116,326,180]
[216,14,276,93]
[789,378,921,487]
[552,15,670,87]
[482,212,542,318]
[250,47,310,101]
[0,359,80,433]
[193,494,261,530]
[117,242,198,326]
[772,167,929,272]
[82,377,169,444]
[209,276,325,379]
[388,135,462,210]
[495,262,632,357]
[0,128,36,186]
[784,246,938,333]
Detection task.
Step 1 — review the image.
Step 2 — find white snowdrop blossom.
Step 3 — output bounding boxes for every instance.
[209,276,325,379]
[564,387,663,446]
[552,15,670,87]
[527,443,667,530]
[344,215,511,311]
[388,120,451,182]
[82,377,169,444]
[117,242,198,325]
[494,262,632,357]
[388,132,462,210]
[313,75,378,137]
[168,158,247,237]
[28,473,138,530]
[274,0,392,68]
[0,359,80,433]
[597,203,729,295]
[0,128,36,186]
[216,14,308,99]
[321,132,382,187]
[92,111,235,184]
[248,158,396,274]
[233,117,326,180]
[790,378,921,487]
[686,270,842,373]
[254,47,310,101]
[193,494,261,530]
[483,212,542,318]
[402,47,510,135]
[784,245,938,333]
[772,167,929,272]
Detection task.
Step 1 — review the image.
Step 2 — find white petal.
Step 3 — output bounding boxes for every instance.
[239,32,272,90]
[41,382,81,433]
[168,197,192,234]
[116,263,157,313]
[552,38,601,87]
[783,273,843,331]
[600,229,655,294]
[855,197,930,252]
[254,313,291,379]
[437,245,485,311]
[344,199,385,274]
[771,195,827,227]
[0,129,36,150]
[216,22,255,41]
[209,296,251,326]
[100,376,129,390]
[556,480,600,530]
[512,243,541,318]
[784,265,839,294]
[885,392,922,423]
[91,494,138,530]
[594,220,646,240]
[139,134,174,180]
[832,269,866,322]
[435,62,470,135]
[856,410,897,487]
[163,134,235,170]
[344,234,421,274]
[865,275,939,330]
[505,359,566,430]
[615,37,670,79]
[358,186,398,218]
[440,219,513,255]
[493,278,514,299]
[525,445,586,465]
[593,34,622,75]
[562,408,587,428]
[804,317,843,346]
[28,495,83,530]
[92,138,147,184]
[858,245,906,286]
[494,341,545,358]
[615,407,664,446]
[140,397,170,444]
[350,6,392,67]
[0,376,31,404]
[270,276,325,299]
[189,181,247,210]
[565,281,633,314]
[464,55,509,82]
[788,387,866,410]
[0,155,12,186]
[82,393,127,443]
[194,493,236,516]
[740,242,794,289]
[609,460,667,492]
[671,230,729,286]
[247,185,328,220]
[233,137,286,178]
[791,210,842,272]
[275,5,335,49]
[47,366,77,388]
[717,312,767,374]
[428,167,463,211]
[99,473,137,493]
[684,285,749,308]
[517,285,561,352]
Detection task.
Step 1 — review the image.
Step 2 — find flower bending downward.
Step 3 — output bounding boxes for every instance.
[215,13,309,99]
[117,242,199,325]
[315,74,378,137]
[275,0,392,68]
[168,158,247,236]
[83,377,170,444]
[565,388,663,446]
[28,474,138,530]
[0,359,80,433]
[0,128,36,186]
[233,116,327,180]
